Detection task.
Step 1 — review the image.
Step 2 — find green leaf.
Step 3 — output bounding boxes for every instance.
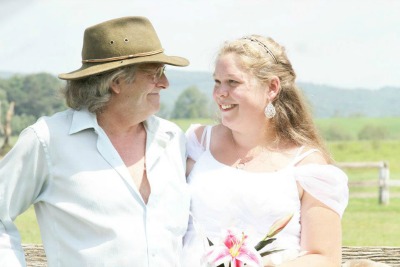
[260,249,285,257]
[254,237,276,251]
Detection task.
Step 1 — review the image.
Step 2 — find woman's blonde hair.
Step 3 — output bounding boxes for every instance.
[62,65,137,113]
[217,35,332,162]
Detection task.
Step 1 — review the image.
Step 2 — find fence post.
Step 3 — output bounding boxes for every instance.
[379,161,390,205]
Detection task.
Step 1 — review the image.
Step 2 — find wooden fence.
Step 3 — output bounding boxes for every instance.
[22,244,400,266]
[336,161,392,205]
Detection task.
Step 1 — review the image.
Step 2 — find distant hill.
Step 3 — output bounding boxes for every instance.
[299,84,400,118]
[165,70,400,118]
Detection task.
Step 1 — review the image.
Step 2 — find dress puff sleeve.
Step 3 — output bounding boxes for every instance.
[295,164,349,217]
[185,124,206,161]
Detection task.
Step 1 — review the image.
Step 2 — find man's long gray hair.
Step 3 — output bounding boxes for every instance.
[62,65,137,113]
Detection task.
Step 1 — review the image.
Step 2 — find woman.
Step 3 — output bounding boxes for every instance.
[0,16,190,266]
[182,35,349,266]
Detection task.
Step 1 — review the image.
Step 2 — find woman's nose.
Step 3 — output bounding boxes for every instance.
[214,85,228,97]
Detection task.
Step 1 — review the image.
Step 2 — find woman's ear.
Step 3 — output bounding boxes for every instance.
[110,78,121,94]
[267,76,280,101]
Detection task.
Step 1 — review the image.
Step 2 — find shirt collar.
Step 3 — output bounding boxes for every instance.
[68,108,178,140]
[143,115,177,141]
[69,108,98,135]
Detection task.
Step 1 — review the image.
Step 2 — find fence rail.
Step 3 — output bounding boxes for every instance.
[336,161,391,205]
[22,244,400,266]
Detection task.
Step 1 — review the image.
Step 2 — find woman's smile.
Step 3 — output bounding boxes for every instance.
[220,104,237,111]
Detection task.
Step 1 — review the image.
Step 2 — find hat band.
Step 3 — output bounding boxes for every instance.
[82,48,164,63]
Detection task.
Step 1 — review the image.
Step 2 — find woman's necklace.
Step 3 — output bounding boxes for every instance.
[236,156,252,169]
[230,131,266,169]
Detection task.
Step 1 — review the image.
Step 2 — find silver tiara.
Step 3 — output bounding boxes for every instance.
[242,36,278,64]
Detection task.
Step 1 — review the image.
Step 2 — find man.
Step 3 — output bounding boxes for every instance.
[0,16,190,266]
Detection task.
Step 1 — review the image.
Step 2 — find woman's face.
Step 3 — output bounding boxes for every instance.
[213,53,269,130]
[111,63,168,117]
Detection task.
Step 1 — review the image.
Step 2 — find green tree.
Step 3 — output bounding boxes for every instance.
[171,86,210,119]
[358,125,388,140]
[0,90,9,137]
[320,124,352,141]
[5,73,65,118]
[156,102,170,119]
[11,113,36,135]
[0,73,66,135]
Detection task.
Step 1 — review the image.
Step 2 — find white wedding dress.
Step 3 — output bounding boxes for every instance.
[182,125,349,266]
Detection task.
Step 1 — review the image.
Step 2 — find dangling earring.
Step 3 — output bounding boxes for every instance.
[264,102,276,118]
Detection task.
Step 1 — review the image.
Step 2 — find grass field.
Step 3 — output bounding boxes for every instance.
[7,117,400,246]
[343,197,400,246]
[316,117,400,140]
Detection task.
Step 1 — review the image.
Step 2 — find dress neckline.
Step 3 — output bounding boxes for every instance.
[197,125,320,174]
[205,149,293,175]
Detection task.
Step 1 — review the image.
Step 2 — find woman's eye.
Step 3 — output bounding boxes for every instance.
[228,80,238,85]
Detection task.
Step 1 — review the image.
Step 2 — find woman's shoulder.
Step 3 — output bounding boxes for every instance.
[186,123,219,161]
[292,146,347,180]
[293,146,346,183]
[294,162,349,217]
[185,123,222,144]
[185,124,206,143]
[295,163,347,180]
[294,146,327,166]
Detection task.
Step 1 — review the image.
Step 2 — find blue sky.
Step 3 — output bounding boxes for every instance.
[0,0,399,89]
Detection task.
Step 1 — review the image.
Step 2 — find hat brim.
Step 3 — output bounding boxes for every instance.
[58,53,189,80]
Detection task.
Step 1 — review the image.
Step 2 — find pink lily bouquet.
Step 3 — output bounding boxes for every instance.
[202,214,294,267]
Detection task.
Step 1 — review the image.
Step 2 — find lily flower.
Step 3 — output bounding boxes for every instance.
[266,213,294,239]
[203,228,263,267]
[254,213,294,252]
[203,214,294,267]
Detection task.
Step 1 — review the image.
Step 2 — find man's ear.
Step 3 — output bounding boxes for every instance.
[267,76,280,101]
[110,78,121,94]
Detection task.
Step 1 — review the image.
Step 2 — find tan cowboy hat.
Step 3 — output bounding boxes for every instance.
[58,16,189,80]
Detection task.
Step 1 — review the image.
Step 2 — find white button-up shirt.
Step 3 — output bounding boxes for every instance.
[0,109,190,267]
